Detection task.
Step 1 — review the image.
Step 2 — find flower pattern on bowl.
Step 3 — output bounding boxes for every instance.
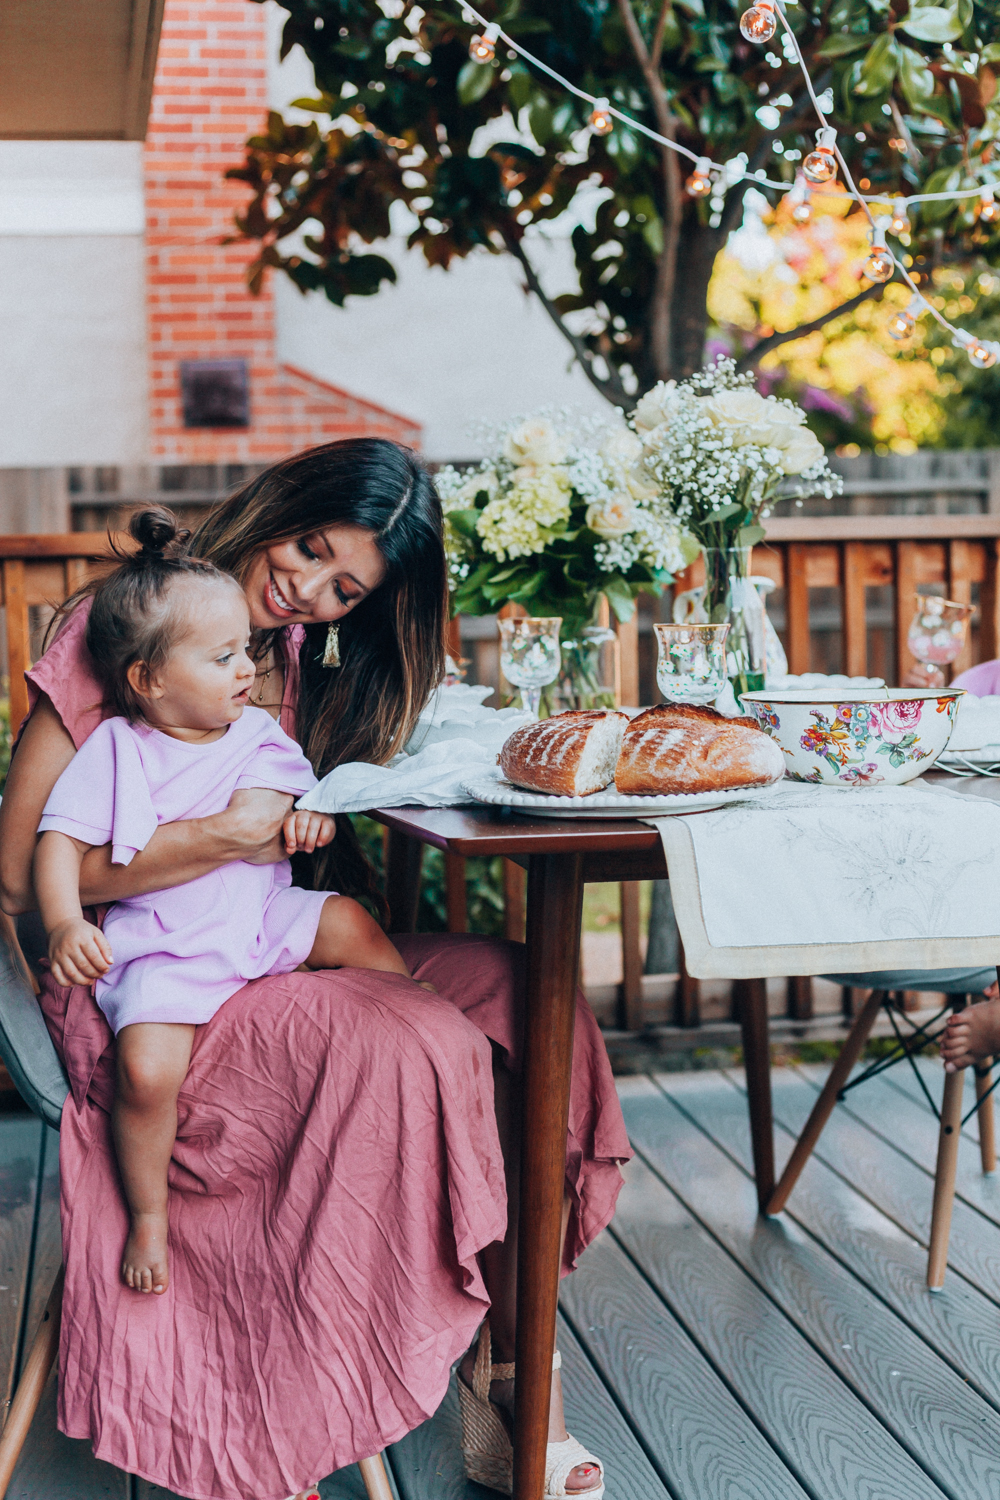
[743,691,961,787]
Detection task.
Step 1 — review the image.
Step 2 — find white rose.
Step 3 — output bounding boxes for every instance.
[452,468,498,505]
[750,400,806,449]
[779,428,825,474]
[703,390,806,449]
[633,382,678,433]
[702,388,773,432]
[625,461,659,501]
[504,418,568,468]
[599,428,643,466]
[587,494,637,536]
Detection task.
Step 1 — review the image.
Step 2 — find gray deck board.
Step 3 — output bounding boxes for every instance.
[627,1072,1000,1500]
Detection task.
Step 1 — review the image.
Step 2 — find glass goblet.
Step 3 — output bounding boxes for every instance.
[498,616,562,719]
[906,595,974,688]
[654,622,730,706]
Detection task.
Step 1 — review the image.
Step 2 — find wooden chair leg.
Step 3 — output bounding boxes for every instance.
[976,1058,996,1175]
[0,1265,63,1498]
[765,988,884,1217]
[444,852,468,934]
[358,1454,395,1500]
[928,1067,966,1291]
[735,978,775,1211]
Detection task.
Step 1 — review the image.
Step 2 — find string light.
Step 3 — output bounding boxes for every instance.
[863,224,895,283]
[685,156,714,197]
[886,296,924,340]
[953,329,1000,368]
[889,198,910,237]
[469,23,499,62]
[589,98,614,135]
[791,196,812,224]
[980,190,1000,225]
[739,0,777,43]
[802,128,838,185]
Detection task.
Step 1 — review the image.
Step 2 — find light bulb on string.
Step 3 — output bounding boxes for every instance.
[952,330,999,369]
[803,127,838,185]
[468,23,499,62]
[863,223,895,284]
[589,98,613,135]
[980,189,1000,225]
[791,196,812,224]
[685,156,714,198]
[739,0,777,42]
[886,296,923,341]
[889,198,910,237]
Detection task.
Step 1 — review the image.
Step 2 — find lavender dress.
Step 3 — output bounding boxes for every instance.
[38,707,331,1033]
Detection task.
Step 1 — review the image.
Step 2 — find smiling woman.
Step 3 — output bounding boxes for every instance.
[0,437,624,1500]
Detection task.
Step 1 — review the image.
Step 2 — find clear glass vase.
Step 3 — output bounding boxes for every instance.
[541,623,618,713]
[702,545,767,700]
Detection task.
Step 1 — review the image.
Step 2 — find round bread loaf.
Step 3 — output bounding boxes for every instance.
[614,702,785,795]
[498,709,631,797]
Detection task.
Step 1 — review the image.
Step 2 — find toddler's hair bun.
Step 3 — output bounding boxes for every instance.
[128,506,191,559]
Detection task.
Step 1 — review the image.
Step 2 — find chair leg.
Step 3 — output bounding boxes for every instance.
[0,1265,63,1498]
[928,1068,965,1291]
[976,1059,997,1175]
[765,988,884,1217]
[358,1454,394,1500]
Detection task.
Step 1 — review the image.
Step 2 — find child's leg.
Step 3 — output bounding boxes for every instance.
[304,895,412,977]
[113,1022,196,1295]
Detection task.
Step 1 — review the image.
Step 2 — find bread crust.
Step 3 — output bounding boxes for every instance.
[498,709,630,797]
[614,702,785,795]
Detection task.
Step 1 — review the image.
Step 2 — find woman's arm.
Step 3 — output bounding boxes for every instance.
[0,694,294,914]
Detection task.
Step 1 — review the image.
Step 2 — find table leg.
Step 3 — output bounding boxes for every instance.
[385,830,423,934]
[736,978,775,1210]
[514,853,585,1500]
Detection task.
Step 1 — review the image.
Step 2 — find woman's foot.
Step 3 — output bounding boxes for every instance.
[457,1345,602,1494]
[121,1209,170,1293]
[941,998,1000,1072]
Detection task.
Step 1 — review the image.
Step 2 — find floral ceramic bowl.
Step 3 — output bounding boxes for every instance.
[738,688,964,787]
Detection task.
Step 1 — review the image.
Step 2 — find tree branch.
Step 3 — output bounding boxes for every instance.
[651,0,673,74]
[734,282,886,370]
[501,231,633,407]
[615,0,682,381]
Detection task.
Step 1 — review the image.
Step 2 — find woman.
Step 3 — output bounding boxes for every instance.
[0,440,628,1500]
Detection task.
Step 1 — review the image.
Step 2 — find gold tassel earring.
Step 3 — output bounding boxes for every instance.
[322,622,341,668]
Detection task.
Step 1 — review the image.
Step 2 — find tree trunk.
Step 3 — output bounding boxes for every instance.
[668,218,724,378]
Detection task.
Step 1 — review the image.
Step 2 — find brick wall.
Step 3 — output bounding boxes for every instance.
[145,0,420,462]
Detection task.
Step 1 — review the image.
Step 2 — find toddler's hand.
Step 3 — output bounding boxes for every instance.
[283,810,337,856]
[49,919,112,988]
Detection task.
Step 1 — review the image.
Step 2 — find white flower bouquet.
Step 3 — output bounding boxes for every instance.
[437,413,693,642]
[634,359,840,553]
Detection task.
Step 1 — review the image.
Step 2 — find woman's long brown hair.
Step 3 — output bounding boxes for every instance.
[188,439,448,918]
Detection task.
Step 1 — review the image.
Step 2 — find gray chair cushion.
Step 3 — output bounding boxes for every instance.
[0,919,67,1130]
[822,967,997,995]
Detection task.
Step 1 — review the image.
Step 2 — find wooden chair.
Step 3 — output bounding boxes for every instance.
[764,970,999,1291]
[0,917,393,1500]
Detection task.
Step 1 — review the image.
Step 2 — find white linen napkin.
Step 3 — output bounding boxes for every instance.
[298,682,531,815]
[650,779,1000,979]
[947,693,1000,753]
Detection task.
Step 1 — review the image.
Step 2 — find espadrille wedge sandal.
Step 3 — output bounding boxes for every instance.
[457,1320,605,1500]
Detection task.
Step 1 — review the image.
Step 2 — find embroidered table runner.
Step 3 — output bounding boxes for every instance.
[649,780,1000,980]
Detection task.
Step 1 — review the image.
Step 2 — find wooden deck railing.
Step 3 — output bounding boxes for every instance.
[4,520,1000,1037]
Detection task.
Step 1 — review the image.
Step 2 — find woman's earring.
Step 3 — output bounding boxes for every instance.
[322,622,341,668]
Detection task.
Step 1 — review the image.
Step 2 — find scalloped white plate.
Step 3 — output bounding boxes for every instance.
[460,777,782,819]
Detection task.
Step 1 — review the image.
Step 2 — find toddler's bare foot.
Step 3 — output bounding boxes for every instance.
[941,998,1000,1072]
[122,1211,169,1293]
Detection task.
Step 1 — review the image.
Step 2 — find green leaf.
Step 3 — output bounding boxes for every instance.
[981,41,1000,60]
[458,60,495,105]
[506,63,532,112]
[816,32,871,55]
[956,0,973,30]
[528,92,554,145]
[898,43,935,106]
[447,508,482,538]
[738,523,767,546]
[898,6,964,41]
[602,575,636,621]
[854,32,899,93]
[334,36,371,58]
[509,570,548,602]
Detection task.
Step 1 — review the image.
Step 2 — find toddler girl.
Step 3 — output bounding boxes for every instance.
[34,509,420,1297]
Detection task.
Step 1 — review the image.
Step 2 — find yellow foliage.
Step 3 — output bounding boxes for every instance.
[708,187,945,450]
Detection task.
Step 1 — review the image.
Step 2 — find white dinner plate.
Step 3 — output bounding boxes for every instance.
[460,776,781,819]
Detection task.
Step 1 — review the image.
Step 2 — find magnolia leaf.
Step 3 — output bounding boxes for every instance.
[898,7,964,41]
[898,43,935,106]
[817,32,871,55]
[457,59,495,105]
[854,32,900,93]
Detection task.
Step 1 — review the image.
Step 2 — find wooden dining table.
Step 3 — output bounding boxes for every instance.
[366,802,777,1500]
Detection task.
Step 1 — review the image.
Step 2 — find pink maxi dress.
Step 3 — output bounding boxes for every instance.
[24,605,632,1500]
[39,709,331,1032]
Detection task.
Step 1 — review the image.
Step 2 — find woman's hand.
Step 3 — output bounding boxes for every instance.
[902,663,945,689]
[48,918,112,988]
[282,810,336,856]
[228,789,297,865]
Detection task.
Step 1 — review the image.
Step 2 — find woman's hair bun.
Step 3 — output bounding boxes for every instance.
[128,506,190,558]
